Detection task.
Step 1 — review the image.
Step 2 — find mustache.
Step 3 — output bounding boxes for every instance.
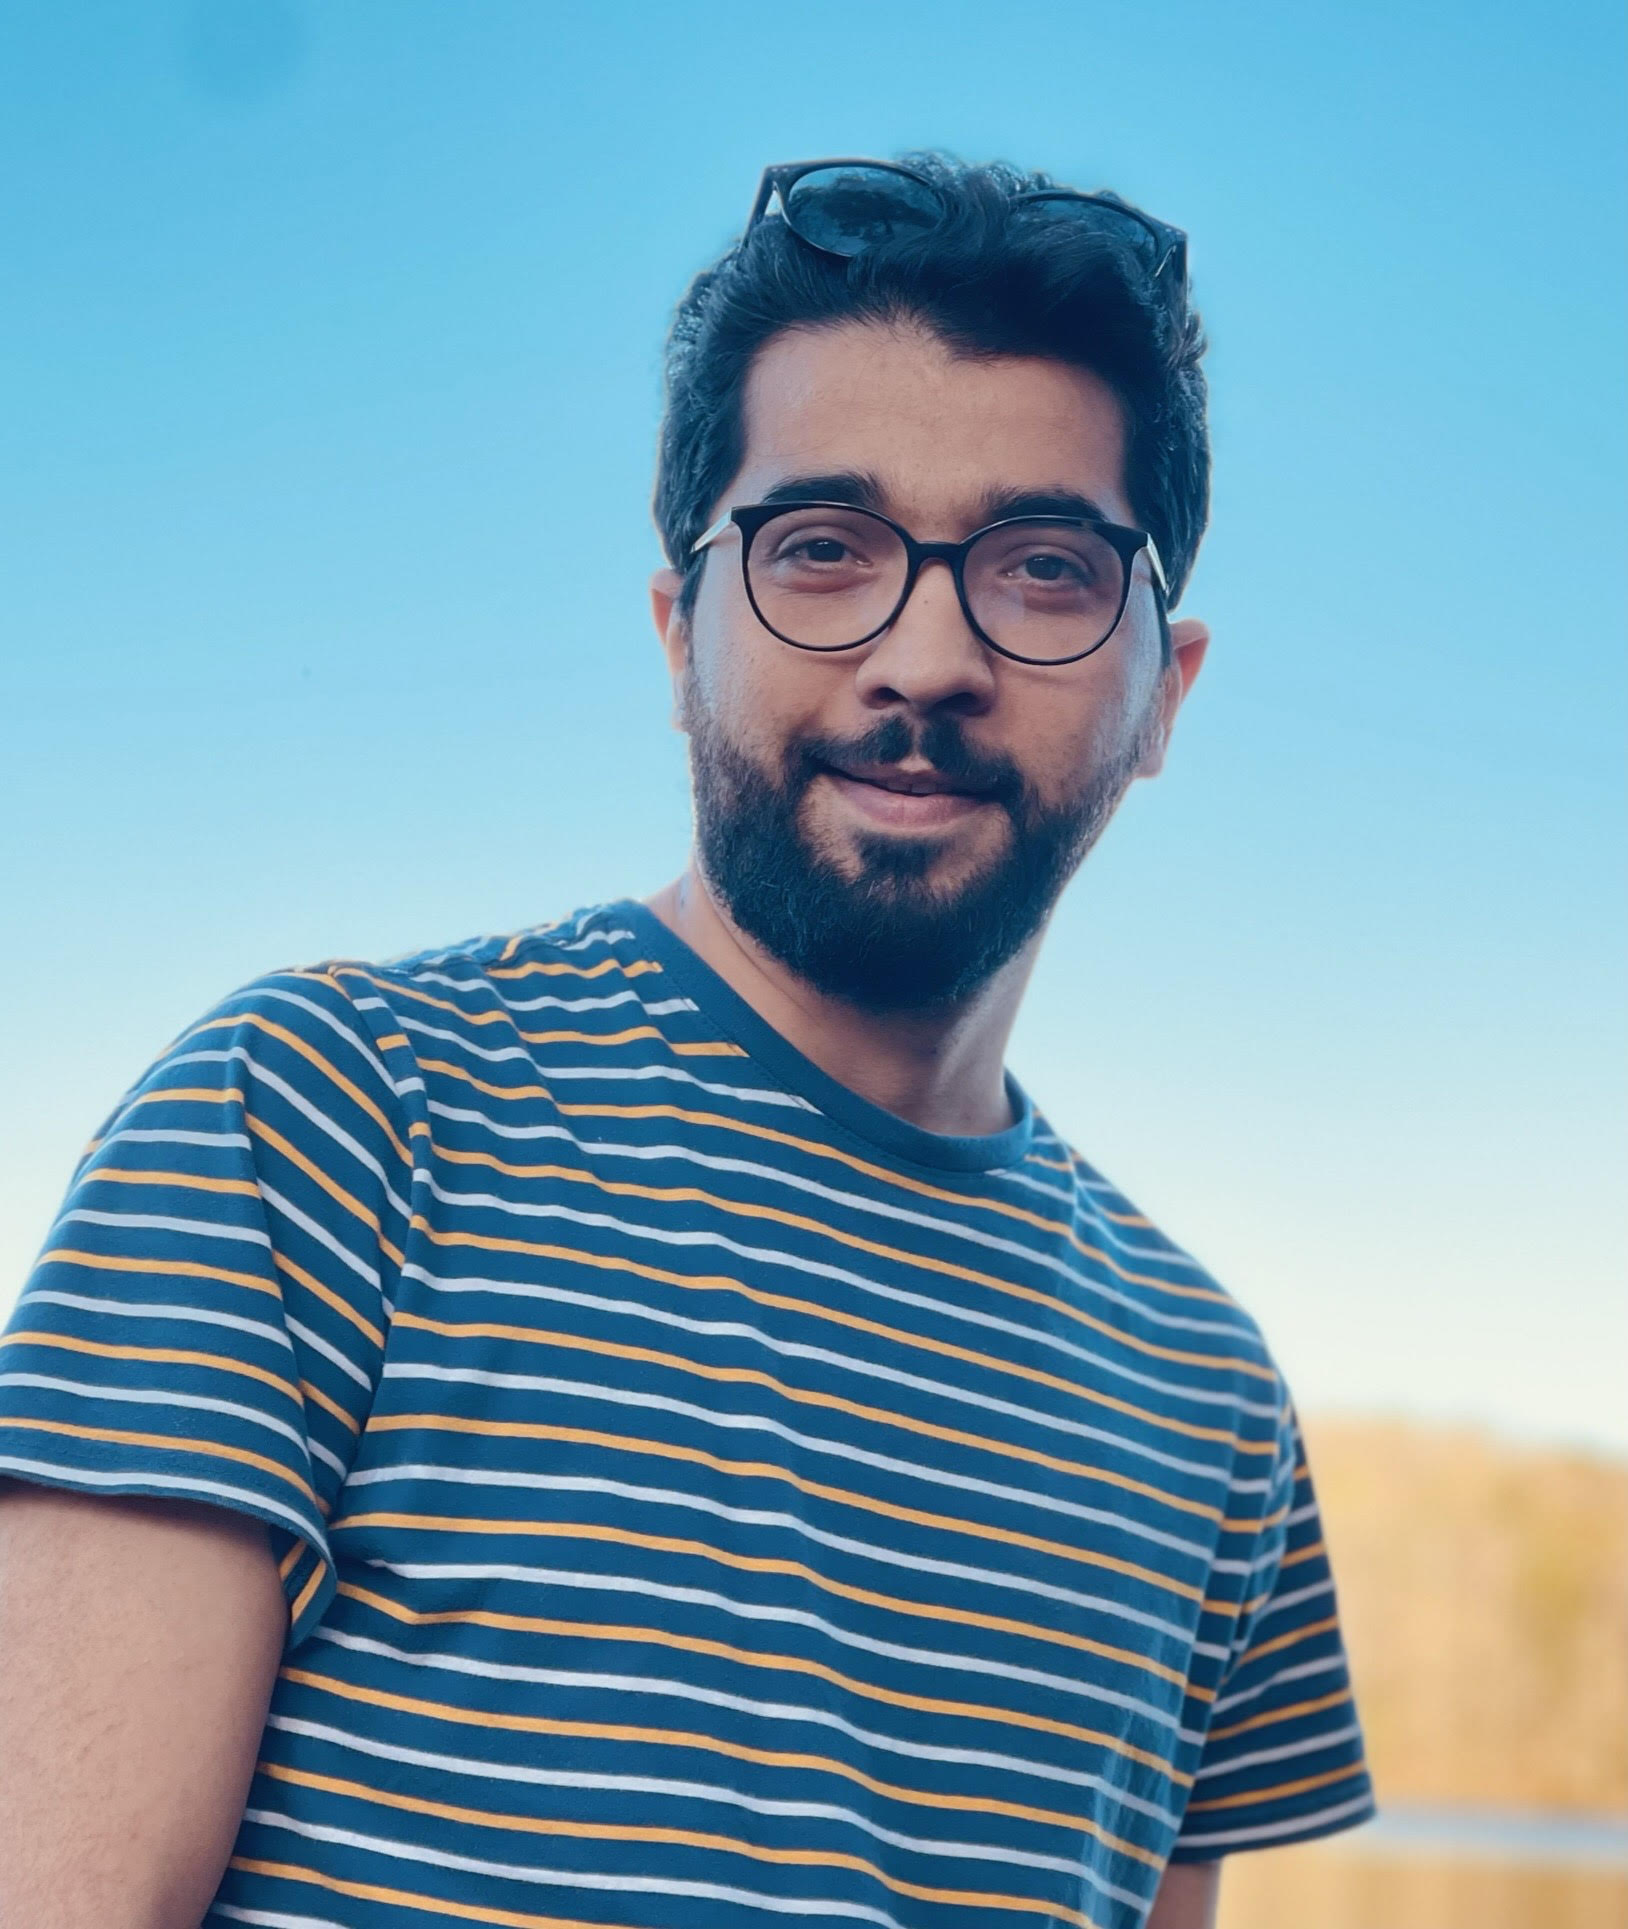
[786,716,1028,814]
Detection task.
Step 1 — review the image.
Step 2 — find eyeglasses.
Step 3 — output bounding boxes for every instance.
[747,157,1188,314]
[691,500,1167,666]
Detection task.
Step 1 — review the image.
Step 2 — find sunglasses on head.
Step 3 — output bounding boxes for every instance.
[747,157,1188,312]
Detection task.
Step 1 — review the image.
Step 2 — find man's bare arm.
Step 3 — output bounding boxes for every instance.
[1147,1856,1221,1928]
[0,1481,287,1929]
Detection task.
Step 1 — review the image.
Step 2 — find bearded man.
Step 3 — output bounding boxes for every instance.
[0,155,1374,1929]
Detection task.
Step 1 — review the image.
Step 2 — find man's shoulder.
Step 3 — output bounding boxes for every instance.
[1038,1128,1279,1372]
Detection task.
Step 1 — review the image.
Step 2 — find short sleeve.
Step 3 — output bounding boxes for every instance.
[0,966,418,1647]
[1170,1400,1377,1859]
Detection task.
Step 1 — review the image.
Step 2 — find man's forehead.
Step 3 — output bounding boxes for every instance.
[734,319,1132,528]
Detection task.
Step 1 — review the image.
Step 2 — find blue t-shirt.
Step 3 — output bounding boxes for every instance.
[0,900,1374,1927]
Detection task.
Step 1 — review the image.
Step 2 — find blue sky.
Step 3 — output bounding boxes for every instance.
[2,0,1623,1449]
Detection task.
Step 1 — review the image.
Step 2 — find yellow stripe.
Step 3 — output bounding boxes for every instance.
[1236,1615,1340,1668]
[337,1579,1185,1783]
[181,1011,414,1172]
[1203,1686,1353,1745]
[278,1665,1166,1869]
[277,1540,304,1580]
[244,1112,405,1270]
[391,1310,1208,1604]
[289,1560,328,1622]
[360,1415,1198,1692]
[0,1412,318,1506]
[1184,1761,1363,1813]
[485,955,661,981]
[34,1244,281,1301]
[113,1083,246,1112]
[257,1760,1099,1925]
[78,1167,259,1199]
[6,1328,303,1406]
[299,1375,361,1436]
[272,1250,386,1353]
[406,1216,1269,1467]
[229,1856,624,1929]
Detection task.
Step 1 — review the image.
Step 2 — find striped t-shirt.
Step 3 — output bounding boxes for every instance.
[0,900,1374,1928]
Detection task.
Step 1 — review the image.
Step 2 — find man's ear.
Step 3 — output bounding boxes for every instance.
[650,567,691,729]
[1137,616,1210,778]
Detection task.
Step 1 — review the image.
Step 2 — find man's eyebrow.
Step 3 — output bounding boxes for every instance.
[976,486,1117,526]
[756,472,887,511]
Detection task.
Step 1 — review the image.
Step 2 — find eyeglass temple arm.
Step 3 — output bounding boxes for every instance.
[1145,535,1169,599]
[690,512,735,557]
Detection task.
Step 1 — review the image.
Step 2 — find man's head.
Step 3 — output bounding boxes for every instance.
[650,154,1212,1012]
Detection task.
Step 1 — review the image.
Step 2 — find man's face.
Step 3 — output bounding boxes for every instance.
[655,319,1204,1010]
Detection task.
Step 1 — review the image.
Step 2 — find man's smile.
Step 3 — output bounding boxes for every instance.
[817,758,999,830]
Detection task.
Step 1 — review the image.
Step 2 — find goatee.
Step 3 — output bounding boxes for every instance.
[685,698,1151,1013]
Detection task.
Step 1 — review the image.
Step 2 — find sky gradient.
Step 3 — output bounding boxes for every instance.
[2,0,1623,1448]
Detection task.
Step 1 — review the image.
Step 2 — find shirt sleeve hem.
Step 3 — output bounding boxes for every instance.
[1167,1786,1378,1861]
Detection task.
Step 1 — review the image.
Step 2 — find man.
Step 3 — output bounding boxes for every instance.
[0,155,1374,1928]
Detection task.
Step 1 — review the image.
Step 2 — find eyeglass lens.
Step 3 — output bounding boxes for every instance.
[745,507,1130,662]
[780,165,943,257]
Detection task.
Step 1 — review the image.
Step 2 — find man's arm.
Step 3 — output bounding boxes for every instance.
[1147,1857,1221,1928]
[0,1482,287,1929]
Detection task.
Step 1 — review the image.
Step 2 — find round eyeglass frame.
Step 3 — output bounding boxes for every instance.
[691,500,1169,667]
[748,157,1189,313]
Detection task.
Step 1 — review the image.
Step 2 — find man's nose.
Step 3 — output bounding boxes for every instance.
[851,558,997,716]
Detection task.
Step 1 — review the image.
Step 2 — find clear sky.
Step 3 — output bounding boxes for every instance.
[2,0,1623,1450]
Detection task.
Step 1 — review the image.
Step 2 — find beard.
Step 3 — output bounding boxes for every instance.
[685,694,1154,1013]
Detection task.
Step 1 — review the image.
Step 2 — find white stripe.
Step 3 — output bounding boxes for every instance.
[286,1315,374,1393]
[1247,1577,1335,1630]
[360,1552,1186,1729]
[211,1904,348,1929]
[98,1126,253,1153]
[375,1357,1225,1651]
[310,1625,1190,1828]
[54,1206,271,1250]
[536,1059,817,1108]
[257,1181,382,1296]
[238,1805,910,1928]
[0,1371,311,1457]
[1175,1789,1374,1850]
[405,1260,1258,1493]
[1194,1721,1363,1782]
[263,1712,1153,1911]
[18,1288,295,1354]
[0,1454,320,1544]
[1211,1653,1349,1718]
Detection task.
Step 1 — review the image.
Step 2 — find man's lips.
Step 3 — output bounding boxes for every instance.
[818,760,999,829]
[822,760,994,799]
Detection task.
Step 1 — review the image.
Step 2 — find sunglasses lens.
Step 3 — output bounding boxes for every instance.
[781,165,944,257]
[1013,195,1177,280]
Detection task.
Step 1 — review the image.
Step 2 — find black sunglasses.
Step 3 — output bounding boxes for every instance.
[748,157,1188,311]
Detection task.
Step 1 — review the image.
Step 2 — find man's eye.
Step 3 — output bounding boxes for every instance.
[1019,551,1088,583]
[790,537,853,564]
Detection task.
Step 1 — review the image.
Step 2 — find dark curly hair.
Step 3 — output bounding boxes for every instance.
[654,153,1210,629]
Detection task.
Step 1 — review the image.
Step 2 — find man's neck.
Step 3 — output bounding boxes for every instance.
[645,867,1035,1140]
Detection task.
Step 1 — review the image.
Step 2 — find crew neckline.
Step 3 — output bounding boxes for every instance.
[609,899,1035,1176]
